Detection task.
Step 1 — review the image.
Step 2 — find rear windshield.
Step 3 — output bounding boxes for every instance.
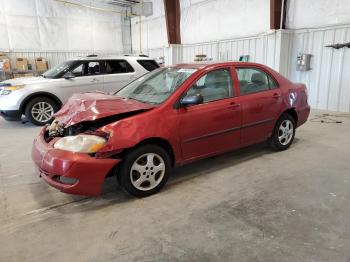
[137,60,160,71]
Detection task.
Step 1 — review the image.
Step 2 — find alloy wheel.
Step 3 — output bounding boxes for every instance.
[130,153,166,191]
[278,119,294,146]
[31,102,54,123]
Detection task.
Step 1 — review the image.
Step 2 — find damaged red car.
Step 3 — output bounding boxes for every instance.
[32,62,310,197]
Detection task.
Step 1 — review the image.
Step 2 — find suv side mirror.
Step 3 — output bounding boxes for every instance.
[180,94,204,107]
[63,72,75,79]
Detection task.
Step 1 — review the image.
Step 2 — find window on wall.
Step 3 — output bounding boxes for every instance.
[186,68,233,103]
[236,68,278,95]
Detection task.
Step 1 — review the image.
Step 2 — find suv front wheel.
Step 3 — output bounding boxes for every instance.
[25,97,59,126]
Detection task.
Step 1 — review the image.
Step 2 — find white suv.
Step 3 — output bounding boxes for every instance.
[0,55,159,125]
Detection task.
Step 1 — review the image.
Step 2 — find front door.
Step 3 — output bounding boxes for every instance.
[59,61,104,102]
[178,67,241,161]
[235,67,283,146]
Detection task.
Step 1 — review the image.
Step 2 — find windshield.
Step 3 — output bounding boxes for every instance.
[116,67,197,104]
[42,61,76,78]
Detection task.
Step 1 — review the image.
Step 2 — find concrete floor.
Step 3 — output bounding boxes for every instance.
[0,110,349,262]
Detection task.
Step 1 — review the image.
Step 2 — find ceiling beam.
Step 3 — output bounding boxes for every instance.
[164,0,181,44]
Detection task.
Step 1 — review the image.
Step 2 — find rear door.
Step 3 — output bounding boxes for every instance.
[235,67,282,146]
[178,67,241,161]
[102,60,137,93]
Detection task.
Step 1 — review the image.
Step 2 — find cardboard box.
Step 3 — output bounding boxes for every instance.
[35,58,48,72]
[0,58,11,72]
[0,54,11,72]
[16,58,29,71]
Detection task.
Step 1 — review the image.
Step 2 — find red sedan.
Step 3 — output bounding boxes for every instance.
[32,62,310,197]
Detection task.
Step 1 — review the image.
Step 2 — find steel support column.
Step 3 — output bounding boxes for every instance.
[164,0,181,44]
[270,0,287,29]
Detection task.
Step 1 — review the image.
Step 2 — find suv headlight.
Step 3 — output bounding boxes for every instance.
[0,85,25,96]
[54,135,107,153]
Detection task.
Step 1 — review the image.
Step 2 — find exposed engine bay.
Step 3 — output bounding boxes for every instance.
[45,110,148,142]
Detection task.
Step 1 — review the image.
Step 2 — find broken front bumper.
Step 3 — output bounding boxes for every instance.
[32,128,120,196]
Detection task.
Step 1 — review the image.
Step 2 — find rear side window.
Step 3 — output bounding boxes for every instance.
[236,68,278,95]
[105,60,134,74]
[137,60,160,71]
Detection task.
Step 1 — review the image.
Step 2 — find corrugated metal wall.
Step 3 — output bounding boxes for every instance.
[169,32,280,70]
[287,25,350,112]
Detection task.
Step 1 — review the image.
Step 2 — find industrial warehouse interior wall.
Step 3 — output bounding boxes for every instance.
[287,25,350,112]
[0,0,124,52]
[132,0,270,55]
[180,0,270,44]
[286,0,350,29]
[131,0,168,54]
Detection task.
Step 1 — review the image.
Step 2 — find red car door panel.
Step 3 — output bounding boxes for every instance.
[240,89,282,146]
[235,67,283,146]
[178,97,241,161]
[177,67,242,161]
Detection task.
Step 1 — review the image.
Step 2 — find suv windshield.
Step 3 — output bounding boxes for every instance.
[42,61,77,78]
[116,67,197,104]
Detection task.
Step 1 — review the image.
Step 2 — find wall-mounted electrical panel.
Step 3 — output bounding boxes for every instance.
[296,53,312,71]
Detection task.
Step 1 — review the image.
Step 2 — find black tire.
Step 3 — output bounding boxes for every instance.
[269,113,296,151]
[117,144,171,197]
[25,97,59,126]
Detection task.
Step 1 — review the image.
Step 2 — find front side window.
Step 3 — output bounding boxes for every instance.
[116,67,197,105]
[42,61,77,79]
[237,68,278,95]
[70,61,102,77]
[186,68,233,103]
[105,60,134,74]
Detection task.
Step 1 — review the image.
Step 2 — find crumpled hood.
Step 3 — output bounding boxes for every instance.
[54,92,155,127]
[1,76,50,86]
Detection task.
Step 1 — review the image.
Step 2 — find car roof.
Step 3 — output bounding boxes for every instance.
[72,55,156,61]
[172,61,267,69]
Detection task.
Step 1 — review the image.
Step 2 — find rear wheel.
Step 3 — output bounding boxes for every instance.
[117,144,171,197]
[25,97,59,126]
[270,113,296,151]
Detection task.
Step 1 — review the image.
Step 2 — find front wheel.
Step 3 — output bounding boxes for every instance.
[117,144,171,197]
[25,97,59,126]
[270,113,296,151]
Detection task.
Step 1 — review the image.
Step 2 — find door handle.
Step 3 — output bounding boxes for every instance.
[91,78,100,82]
[228,102,240,109]
[272,93,281,99]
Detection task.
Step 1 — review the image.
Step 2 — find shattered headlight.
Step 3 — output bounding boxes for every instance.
[0,85,25,96]
[54,135,107,153]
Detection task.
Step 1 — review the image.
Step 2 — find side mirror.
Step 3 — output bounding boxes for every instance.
[180,94,204,107]
[63,72,75,79]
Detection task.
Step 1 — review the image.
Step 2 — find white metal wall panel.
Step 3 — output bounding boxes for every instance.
[145,48,164,60]
[287,25,350,112]
[169,32,279,71]
[0,0,125,52]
